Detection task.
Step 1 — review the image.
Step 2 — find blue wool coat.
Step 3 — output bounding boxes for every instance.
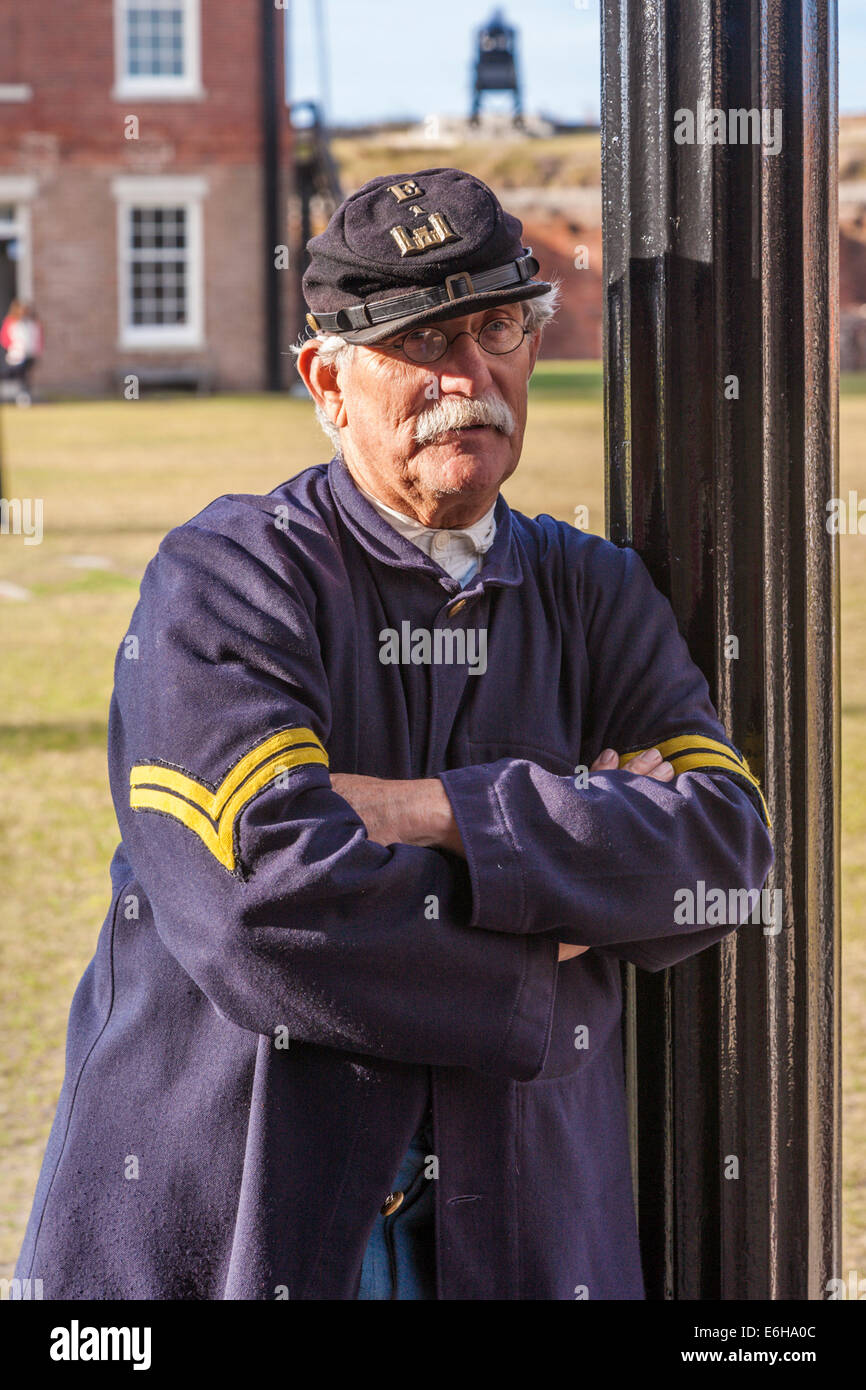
[16,455,774,1300]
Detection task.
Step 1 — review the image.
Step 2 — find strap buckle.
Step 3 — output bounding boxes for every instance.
[518,252,536,280]
[444,271,475,301]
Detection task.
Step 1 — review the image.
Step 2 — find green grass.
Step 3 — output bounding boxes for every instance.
[331,129,604,194]
[1,365,864,1282]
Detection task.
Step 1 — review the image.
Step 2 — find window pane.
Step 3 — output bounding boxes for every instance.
[125,3,187,79]
[128,205,190,328]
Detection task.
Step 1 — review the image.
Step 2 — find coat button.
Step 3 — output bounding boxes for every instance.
[380,1191,404,1216]
[448,599,467,616]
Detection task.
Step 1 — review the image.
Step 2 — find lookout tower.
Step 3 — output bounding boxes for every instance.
[470,9,522,125]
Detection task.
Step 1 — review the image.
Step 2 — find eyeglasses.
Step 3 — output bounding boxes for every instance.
[379,316,530,365]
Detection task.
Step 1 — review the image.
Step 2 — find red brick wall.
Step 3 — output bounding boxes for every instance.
[0,0,293,393]
[0,0,279,164]
[520,216,604,360]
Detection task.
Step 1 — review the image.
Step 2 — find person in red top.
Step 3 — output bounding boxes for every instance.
[0,300,43,403]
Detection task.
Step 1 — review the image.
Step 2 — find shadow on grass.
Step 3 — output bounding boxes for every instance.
[0,722,108,756]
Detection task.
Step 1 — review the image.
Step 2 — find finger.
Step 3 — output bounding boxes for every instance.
[589,748,619,772]
[626,747,664,773]
[647,760,675,781]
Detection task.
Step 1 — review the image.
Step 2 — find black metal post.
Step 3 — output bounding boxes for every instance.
[260,0,282,391]
[601,0,840,1299]
[288,102,342,348]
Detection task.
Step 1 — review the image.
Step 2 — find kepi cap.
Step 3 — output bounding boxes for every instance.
[302,167,552,345]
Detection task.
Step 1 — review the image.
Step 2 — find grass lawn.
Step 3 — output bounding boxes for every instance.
[0,362,863,1283]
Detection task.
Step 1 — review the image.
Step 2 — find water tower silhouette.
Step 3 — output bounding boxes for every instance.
[471,9,522,126]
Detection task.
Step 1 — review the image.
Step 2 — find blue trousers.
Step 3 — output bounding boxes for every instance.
[356,1115,437,1300]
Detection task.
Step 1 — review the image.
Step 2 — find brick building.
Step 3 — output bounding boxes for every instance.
[0,0,293,395]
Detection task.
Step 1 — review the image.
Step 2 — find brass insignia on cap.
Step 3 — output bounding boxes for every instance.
[388,180,425,202]
[390,212,461,257]
[305,312,320,331]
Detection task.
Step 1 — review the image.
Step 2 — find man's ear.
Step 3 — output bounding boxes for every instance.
[296,340,348,431]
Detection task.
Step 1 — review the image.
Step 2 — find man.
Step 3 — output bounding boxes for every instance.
[16,168,773,1301]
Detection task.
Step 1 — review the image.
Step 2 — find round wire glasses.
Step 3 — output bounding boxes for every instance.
[379,316,530,365]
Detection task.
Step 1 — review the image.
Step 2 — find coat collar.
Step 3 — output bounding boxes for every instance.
[327,454,524,595]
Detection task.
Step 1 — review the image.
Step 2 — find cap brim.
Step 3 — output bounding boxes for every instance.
[334,280,553,346]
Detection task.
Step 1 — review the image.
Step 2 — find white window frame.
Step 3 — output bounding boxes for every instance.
[112,0,203,101]
[112,175,207,350]
[0,85,32,102]
[0,177,37,303]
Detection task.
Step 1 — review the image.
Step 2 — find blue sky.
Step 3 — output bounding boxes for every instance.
[287,0,865,125]
[287,0,603,125]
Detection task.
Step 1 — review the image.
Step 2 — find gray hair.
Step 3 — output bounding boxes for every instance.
[293,281,561,451]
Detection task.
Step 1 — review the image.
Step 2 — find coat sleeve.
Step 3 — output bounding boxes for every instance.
[110,516,558,1080]
[439,537,775,970]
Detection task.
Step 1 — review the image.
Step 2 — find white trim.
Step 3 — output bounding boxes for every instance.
[112,0,203,101]
[0,179,36,302]
[0,176,38,201]
[114,179,206,350]
[111,174,208,202]
[0,204,33,302]
[0,85,33,102]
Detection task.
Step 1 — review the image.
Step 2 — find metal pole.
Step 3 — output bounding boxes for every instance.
[601,0,840,1299]
[260,0,282,391]
[312,0,331,125]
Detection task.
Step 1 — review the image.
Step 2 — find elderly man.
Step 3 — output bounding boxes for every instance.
[16,168,773,1301]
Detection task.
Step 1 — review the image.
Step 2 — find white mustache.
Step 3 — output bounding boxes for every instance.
[413,393,515,445]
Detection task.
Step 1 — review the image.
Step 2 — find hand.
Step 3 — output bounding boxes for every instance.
[331,751,673,960]
[589,746,675,780]
[558,942,590,962]
[329,773,465,856]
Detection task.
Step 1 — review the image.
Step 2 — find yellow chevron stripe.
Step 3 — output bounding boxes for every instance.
[214,751,327,867]
[664,753,771,828]
[130,727,327,818]
[619,735,771,828]
[130,786,229,866]
[619,734,748,772]
[130,763,217,814]
[130,728,329,872]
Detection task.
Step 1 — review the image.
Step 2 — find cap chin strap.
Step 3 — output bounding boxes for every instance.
[306,251,541,336]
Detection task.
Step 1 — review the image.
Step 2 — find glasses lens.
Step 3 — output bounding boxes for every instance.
[402,328,447,363]
[479,318,525,354]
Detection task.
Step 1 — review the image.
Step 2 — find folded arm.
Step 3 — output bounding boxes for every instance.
[443,539,775,970]
[333,538,774,974]
[330,745,679,962]
[111,517,559,1080]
